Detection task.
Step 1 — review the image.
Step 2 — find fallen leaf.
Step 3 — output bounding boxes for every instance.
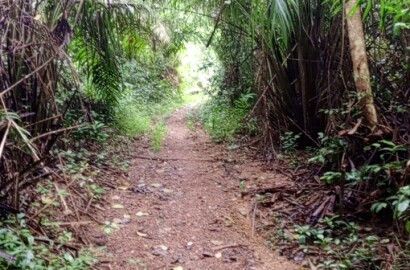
[151,245,168,256]
[112,204,124,209]
[123,214,131,219]
[151,183,163,188]
[155,169,165,174]
[162,188,173,193]
[211,240,224,246]
[136,211,149,217]
[112,195,121,200]
[224,216,234,227]
[112,218,123,224]
[117,186,129,191]
[238,209,248,216]
[380,239,390,244]
[136,231,149,238]
[202,251,214,257]
[155,245,168,251]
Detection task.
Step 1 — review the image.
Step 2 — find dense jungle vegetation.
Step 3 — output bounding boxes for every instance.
[0,0,409,269]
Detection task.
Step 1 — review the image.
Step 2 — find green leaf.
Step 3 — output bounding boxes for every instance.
[298,235,306,244]
[380,140,396,147]
[397,200,409,213]
[371,202,387,213]
[64,252,74,262]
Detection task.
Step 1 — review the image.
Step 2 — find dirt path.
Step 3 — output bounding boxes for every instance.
[94,107,298,270]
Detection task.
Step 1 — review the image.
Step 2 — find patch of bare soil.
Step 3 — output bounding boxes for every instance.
[91,107,298,270]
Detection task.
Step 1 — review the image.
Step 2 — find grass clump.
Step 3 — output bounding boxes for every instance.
[151,121,167,151]
[114,103,152,137]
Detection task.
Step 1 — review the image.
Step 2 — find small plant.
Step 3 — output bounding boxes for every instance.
[388,185,410,231]
[308,133,347,165]
[72,121,110,142]
[294,224,321,244]
[0,214,95,269]
[256,194,268,203]
[87,183,106,199]
[151,121,167,152]
[320,171,342,184]
[101,221,121,234]
[280,131,301,154]
[239,180,246,192]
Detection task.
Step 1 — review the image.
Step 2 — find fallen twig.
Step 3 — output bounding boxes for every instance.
[242,185,292,197]
[211,243,247,251]
[34,237,81,251]
[252,201,258,238]
[57,221,94,226]
[0,249,16,263]
[308,196,331,224]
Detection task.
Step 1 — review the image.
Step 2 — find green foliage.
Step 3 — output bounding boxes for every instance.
[280,132,301,154]
[310,135,409,235]
[71,121,110,143]
[121,58,178,103]
[309,133,347,165]
[71,0,157,106]
[359,0,410,33]
[199,93,255,142]
[115,104,152,137]
[388,185,410,225]
[287,216,409,269]
[0,215,95,270]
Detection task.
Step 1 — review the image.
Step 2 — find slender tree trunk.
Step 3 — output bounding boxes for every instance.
[345,0,378,130]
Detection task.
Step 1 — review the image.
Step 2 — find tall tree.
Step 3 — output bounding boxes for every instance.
[344,0,378,130]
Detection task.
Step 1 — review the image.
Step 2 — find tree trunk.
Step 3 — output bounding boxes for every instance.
[345,0,378,130]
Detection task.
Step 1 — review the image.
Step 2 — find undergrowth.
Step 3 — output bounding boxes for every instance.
[0,123,132,269]
[263,131,410,269]
[269,212,410,269]
[0,215,96,269]
[115,104,151,137]
[199,93,256,142]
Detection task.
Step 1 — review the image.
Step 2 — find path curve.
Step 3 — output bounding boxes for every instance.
[95,107,297,270]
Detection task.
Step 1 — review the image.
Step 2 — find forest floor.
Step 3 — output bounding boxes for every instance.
[89,107,298,270]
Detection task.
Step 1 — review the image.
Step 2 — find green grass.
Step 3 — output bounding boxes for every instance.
[151,120,167,151]
[114,103,151,137]
[114,91,206,151]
